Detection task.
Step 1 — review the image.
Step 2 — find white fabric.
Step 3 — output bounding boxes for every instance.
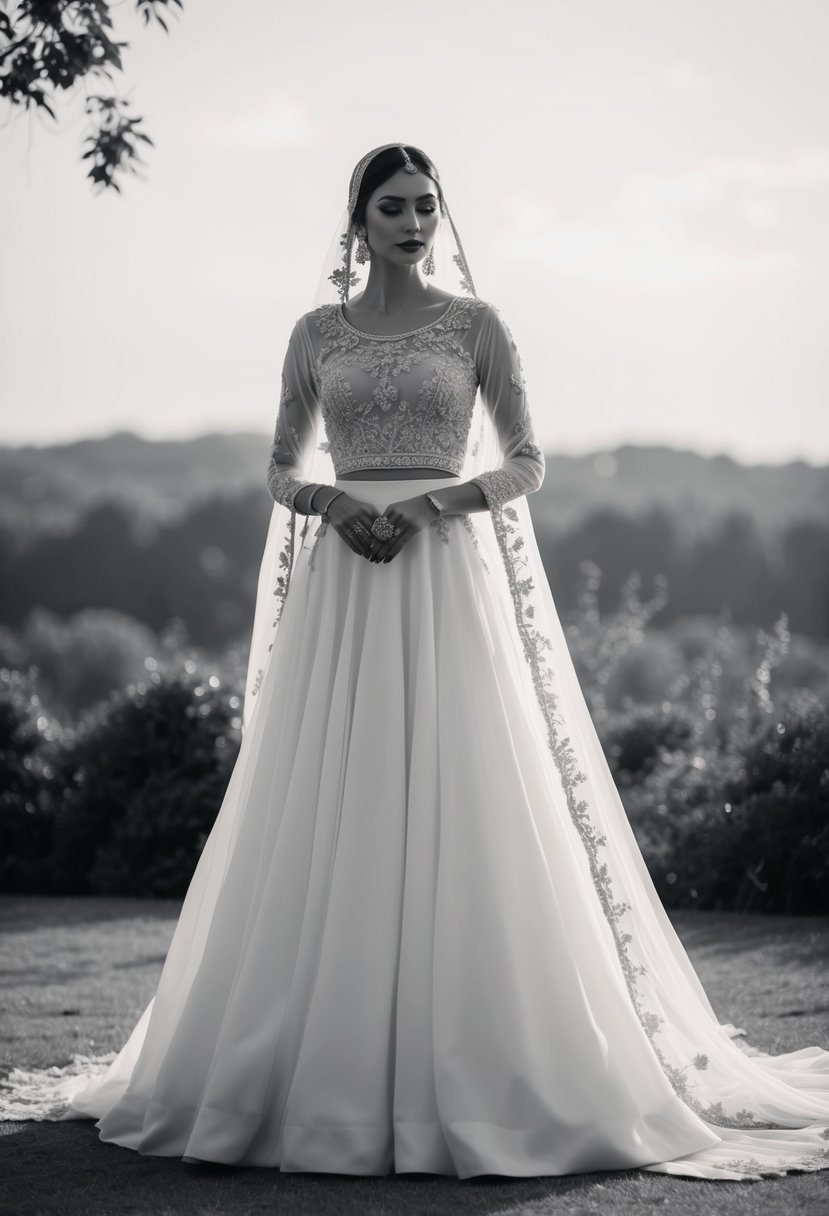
[2,145,829,1182]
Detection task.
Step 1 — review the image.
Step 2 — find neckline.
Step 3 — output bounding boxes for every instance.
[336,295,460,340]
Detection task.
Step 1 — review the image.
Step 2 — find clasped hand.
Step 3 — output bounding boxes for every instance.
[324,492,437,563]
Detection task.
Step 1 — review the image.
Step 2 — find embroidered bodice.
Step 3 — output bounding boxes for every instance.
[266,295,545,512]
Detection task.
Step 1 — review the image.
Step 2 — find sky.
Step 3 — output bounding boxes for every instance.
[1,0,828,465]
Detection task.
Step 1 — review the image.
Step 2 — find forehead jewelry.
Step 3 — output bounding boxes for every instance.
[347,143,419,214]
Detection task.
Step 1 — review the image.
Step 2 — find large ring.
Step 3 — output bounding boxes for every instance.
[370,514,395,541]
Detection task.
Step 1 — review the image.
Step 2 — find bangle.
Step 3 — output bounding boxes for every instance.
[425,491,444,517]
[319,488,345,518]
[308,484,326,514]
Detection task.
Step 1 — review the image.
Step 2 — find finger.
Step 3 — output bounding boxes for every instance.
[364,510,391,562]
[338,525,365,558]
[376,521,410,563]
[382,526,414,562]
[352,519,378,559]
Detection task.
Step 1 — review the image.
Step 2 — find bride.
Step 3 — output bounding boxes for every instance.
[2,143,828,1183]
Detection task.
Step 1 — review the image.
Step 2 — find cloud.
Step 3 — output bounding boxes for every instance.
[495,149,829,290]
[619,148,829,214]
[497,193,794,289]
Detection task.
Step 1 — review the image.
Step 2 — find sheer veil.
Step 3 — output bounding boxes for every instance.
[3,143,828,1180]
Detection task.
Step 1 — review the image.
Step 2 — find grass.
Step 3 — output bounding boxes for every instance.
[1,896,828,1216]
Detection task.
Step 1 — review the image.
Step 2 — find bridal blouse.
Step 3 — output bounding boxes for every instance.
[265,296,545,511]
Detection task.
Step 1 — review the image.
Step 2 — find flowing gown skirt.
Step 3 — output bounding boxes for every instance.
[7,475,829,1179]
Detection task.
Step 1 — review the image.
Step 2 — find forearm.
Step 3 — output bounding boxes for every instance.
[424,479,489,515]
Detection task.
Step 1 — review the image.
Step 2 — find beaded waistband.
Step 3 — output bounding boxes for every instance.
[333,452,464,477]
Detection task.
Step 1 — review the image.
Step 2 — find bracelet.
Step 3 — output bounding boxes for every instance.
[425,491,444,517]
[319,489,345,518]
[308,483,337,515]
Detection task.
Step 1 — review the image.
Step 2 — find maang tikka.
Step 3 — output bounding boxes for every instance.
[354,146,435,274]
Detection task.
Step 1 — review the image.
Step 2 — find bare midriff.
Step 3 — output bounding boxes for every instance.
[339,468,456,481]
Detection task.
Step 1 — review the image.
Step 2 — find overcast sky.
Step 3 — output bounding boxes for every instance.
[1,0,827,465]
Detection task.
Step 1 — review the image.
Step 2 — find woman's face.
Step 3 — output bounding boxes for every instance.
[363,168,441,268]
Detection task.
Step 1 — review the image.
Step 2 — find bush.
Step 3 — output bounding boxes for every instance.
[20,606,159,719]
[723,690,829,913]
[0,668,242,897]
[48,672,240,897]
[0,668,62,891]
[613,687,829,914]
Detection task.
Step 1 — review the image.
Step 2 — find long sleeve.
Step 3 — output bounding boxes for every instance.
[469,303,545,509]
[266,315,321,509]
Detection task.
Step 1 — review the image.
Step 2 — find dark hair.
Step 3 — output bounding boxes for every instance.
[350,145,446,230]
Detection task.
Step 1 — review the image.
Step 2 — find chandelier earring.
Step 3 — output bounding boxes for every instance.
[422,246,435,275]
[355,229,371,264]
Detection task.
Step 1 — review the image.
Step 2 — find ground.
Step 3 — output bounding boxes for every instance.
[1,896,827,1216]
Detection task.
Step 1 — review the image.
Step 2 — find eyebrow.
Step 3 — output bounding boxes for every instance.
[377,193,437,201]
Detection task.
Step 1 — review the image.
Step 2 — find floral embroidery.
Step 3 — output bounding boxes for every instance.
[266,378,316,509]
[309,300,483,477]
[247,508,297,704]
[308,517,329,571]
[461,514,489,572]
[452,251,475,296]
[430,515,450,544]
[715,1148,829,1177]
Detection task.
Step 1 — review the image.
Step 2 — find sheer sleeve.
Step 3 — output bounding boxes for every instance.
[469,303,545,509]
[266,315,321,509]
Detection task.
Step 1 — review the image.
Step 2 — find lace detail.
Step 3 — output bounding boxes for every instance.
[467,309,544,509]
[248,509,297,707]
[266,377,317,509]
[308,299,484,479]
[336,296,462,340]
[430,515,450,544]
[0,1051,117,1121]
[461,514,489,571]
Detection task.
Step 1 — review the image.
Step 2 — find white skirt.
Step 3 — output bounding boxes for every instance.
[4,475,829,1181]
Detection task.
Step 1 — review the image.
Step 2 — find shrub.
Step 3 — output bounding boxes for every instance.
[722,690,829,913]
[47,671,240,897]
[0,668,62,891]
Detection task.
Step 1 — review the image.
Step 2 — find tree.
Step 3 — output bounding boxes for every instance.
[0,0,183,192]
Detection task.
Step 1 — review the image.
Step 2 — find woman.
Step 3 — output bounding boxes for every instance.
[3,143,829,1182]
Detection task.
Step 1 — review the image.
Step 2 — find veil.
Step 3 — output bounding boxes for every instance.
[241,144,829,1177]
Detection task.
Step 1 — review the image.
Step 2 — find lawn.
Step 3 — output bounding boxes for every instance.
[1,896,827,1216]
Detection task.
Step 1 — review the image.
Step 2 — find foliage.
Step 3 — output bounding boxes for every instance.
[4,605,159,717]
[0,666,241,896]
[0,0,183,191]
[0,667,63,891]
[587,589,829,913]
[1,554,827,911]
[563,560,669,725]
[0,492,267,657]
